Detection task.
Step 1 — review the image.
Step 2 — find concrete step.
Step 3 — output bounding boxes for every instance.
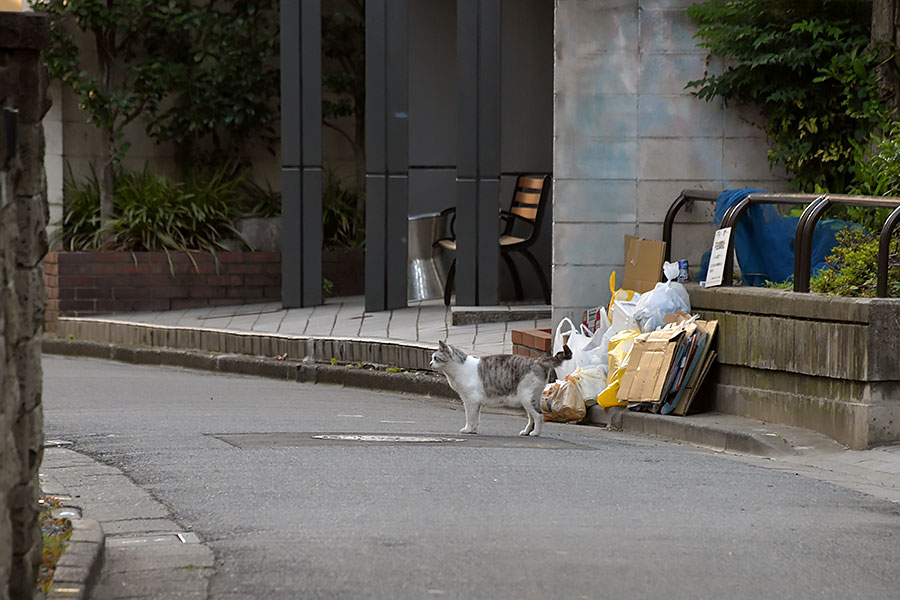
[587,405,847,458]
[451,304,551,325]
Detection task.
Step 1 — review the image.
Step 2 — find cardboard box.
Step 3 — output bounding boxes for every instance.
[622,235,666,294]
[616,328,685,403]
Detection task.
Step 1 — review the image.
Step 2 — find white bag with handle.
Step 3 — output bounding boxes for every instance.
[552,318,607,379]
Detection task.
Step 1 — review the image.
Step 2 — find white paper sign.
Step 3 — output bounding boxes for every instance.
[704,227,732,288]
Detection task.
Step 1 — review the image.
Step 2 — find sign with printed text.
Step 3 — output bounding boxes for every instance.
[704,227,732,288]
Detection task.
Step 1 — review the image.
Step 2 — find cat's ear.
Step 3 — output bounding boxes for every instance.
[438,340,448,352]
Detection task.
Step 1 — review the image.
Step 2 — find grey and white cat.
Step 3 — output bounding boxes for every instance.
[430,341,572,437]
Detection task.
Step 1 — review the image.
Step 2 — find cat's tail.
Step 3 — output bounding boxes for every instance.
[544,344,572,368]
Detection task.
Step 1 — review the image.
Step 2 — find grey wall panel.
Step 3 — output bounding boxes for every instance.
[301,2,322,165]
[409,168,457,216]
[301,168,323,306]
[454,178,477,304]
[280,2,301,167]
[386,0,409,173]
[365,174,387,308]
[281,168,302,306]
[387,175,410,307]
[456,0,478,179]
[366,0,387,174]
[409,0,457,165]
[501,0,553,173]
[477,177,500,304]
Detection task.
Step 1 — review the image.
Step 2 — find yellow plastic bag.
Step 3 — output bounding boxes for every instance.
[606,271,640,322]
[596,329,640,408]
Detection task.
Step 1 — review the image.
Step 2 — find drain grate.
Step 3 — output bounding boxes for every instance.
[312,434,466,443]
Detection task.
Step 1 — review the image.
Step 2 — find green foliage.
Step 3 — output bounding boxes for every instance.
[145,0,280,164]
[34,0,176,163]
[811,227,900,296]
[322,168,365,249]
[35,0,279,170]
[58,166,251,253]
[686,0,889,192]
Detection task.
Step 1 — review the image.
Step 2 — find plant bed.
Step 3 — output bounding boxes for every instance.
[44,251,281,328]
[323,248,365,297]
[686,284,900,449]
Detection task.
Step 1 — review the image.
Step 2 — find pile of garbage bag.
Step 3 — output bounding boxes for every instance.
[541,260,717,423]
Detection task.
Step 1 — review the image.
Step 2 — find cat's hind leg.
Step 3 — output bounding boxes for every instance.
[460,400,481,434]
[522,392,543,437]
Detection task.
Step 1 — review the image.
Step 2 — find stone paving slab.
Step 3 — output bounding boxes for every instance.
[41,447,214,600]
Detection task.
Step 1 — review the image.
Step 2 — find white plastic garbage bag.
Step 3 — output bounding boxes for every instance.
[552,318,607,379]
[632,261,691,333]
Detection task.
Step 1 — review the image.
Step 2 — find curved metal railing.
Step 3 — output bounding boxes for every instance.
[663,190,900,297]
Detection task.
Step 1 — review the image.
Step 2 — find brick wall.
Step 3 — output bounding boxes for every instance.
[511,328,552,358]
[45,251,281,324]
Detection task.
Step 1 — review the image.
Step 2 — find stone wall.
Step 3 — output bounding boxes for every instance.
[0,11,50,600]
[688,285,900,450]
[551,0,789,323]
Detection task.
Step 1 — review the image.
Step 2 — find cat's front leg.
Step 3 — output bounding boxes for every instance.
[460,400,481,434]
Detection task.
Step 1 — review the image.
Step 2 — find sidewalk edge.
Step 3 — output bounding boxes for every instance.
[45,517,104,600]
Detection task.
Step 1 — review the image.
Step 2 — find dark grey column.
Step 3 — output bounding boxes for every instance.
[280,0,323,308]
[456,0,501,306]
[365,0,409,312]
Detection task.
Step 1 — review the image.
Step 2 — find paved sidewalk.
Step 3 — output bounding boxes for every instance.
[89,297,553,356]
[40,445,214,600]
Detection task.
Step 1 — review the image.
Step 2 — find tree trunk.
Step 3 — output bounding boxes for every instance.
[99,127,116,246]
[871,0,900,113]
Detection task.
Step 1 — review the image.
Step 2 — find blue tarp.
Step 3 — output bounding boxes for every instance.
[698,189,855,286]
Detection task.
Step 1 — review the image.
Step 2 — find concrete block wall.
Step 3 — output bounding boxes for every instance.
[552,0,788,322]
[688,285,900,449]
[0,11,50,600]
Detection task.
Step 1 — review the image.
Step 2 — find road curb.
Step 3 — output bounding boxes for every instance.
[42,337,458,401]
[607,410,795,457]
[46,517,104,600]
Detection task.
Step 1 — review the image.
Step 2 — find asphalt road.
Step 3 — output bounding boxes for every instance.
[43,355,900,600]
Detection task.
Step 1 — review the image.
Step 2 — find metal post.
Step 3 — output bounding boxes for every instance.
[456,0,501,306]
[365,0,409,311]
[280,0,323,308]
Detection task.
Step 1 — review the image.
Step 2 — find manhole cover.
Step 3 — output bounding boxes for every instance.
[211,432,592,450]
[312,434,466,443]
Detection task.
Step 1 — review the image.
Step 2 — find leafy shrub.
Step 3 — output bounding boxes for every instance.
[322,168,364,249]
[811,228,900,297]
[58,165,250,253]
[686,0,889,192]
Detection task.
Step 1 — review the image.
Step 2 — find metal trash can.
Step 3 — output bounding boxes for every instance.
[408,212,450,302]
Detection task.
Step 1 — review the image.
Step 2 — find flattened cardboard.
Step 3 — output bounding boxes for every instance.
[673,321,719,416]
[623,235,667,294]
[616,328,684,403]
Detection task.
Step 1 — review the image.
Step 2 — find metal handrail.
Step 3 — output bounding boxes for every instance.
[794,194,900,296]
[663,190,900,297]
[878,205,900,297]
[662,189,719,263]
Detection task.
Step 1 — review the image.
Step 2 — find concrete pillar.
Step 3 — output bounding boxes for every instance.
[365,0,409,311]
[456,0,501,306]
[280,0,323,308]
